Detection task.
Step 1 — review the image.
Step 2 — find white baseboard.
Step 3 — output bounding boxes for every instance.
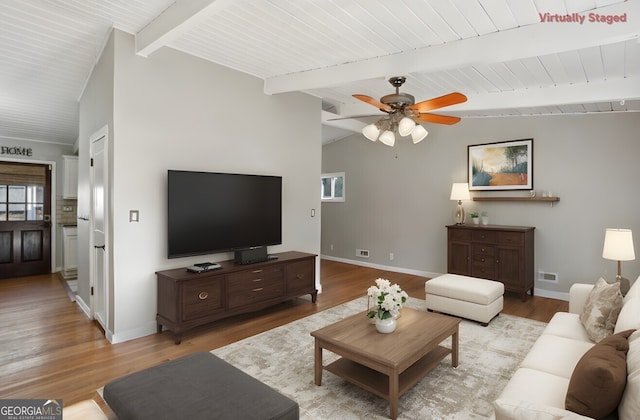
[534,288,569,302]
[320,255,443,279]
[75,295,91,318]
[110,322,157,344]
[321,255,569,302]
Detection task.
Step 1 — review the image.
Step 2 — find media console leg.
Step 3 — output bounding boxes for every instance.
[311,290,318,303]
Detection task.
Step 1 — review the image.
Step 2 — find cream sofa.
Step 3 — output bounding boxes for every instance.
[493,276,640,420]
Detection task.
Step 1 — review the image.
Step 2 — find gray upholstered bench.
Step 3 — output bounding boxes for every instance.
[103,351,298,420]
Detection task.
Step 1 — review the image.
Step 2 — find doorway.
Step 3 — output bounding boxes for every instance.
[0,161,52,278]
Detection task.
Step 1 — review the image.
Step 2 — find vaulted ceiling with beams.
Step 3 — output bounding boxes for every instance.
[1,0,639,146]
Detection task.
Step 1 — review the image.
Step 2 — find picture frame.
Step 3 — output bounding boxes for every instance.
[468,139,533,191]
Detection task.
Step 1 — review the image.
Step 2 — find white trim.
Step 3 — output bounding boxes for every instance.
[534,288,569,302]
[321,255,571,302]
[320,254,442,279]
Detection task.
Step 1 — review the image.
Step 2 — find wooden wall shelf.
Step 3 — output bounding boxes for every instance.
[473,197,559,203]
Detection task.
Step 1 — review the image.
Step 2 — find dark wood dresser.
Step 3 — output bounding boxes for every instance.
[446,224,535,300]
[156,251,317,344]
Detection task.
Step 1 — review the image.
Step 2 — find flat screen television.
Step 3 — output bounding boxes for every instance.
[167,170,282,259]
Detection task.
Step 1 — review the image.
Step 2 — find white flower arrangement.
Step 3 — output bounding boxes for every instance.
[367,278,408,320]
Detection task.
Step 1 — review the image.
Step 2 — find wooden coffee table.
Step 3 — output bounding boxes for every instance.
[311,307,460,419]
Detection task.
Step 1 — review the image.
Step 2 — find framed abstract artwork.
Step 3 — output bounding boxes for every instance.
[468,139,533,191]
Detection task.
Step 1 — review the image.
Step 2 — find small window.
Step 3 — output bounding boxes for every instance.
[321,172,345,202]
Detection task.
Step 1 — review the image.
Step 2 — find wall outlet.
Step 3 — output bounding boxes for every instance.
[62,206,73,212]
[356,249,370,258]
[389,252,394,261]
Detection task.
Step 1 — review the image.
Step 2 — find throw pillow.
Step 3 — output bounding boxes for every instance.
[579,278,623,342]
[565,329,635,418]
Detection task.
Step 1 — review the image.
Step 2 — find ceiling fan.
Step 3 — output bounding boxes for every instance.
[352,76,467,146]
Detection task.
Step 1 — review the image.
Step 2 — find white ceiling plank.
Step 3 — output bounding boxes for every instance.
[477,0,519,30]
[450,0,497,35]
[578,46,606,82]
[264,0,639,94]
[456,76,640,111]
[135,0,235,57]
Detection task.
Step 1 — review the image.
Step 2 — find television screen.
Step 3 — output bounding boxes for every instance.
[167,170,282,259]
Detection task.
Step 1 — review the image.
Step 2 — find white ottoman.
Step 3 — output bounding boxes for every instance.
[425,274,504,326]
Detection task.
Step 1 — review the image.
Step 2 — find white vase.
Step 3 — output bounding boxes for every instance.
[375,317,397,333]
[472,217,479,224]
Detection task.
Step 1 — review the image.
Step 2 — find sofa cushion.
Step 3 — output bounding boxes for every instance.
[497,368,571,409]
[565,329,634,418]
[579,278,623,342]
[618,329,640,420]
[543,312,592,343]
[623,277,639,303]
[614,297,640,334]
[520,335,594,379]
[494,399,592,420]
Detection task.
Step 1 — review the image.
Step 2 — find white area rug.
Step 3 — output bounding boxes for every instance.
[213,297,546,419]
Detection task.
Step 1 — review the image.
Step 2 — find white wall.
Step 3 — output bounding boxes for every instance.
[322,112,640,299]
[80,30,321,342]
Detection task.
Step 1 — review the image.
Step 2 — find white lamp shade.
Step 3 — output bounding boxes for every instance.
[450,183,470,201]
[603,229,635,261]
[398,117,415,136]
[411,124,428,143]
[362,124,380,141]
[379,130,395,147]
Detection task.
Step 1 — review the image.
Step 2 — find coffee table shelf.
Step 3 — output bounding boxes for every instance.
[325,345,451,399]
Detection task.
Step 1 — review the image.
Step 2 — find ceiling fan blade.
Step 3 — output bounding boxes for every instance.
[407,92,467,113]
[414,113,462,125]
[353,94,392,112]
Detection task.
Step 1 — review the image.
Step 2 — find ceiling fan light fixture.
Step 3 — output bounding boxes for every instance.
[379,130,395,147]
[411,124,428,144]
[362,123,380,141]
[398,116,415,136]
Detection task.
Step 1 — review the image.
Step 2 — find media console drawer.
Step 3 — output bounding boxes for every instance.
[156,251,318,344]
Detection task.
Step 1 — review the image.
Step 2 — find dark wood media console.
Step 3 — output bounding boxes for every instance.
[156,251,317,344]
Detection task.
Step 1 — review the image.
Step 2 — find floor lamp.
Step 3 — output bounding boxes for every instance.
[602,228,635,296]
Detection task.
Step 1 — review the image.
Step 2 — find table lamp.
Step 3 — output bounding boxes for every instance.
[450,183,470,225]
[602,228,635,296]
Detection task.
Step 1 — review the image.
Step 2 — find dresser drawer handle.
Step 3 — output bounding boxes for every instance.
[481,258,485,262]
[296,273,305,279]
[253,278,263,283]
[481,248,486,252]
[198,291,208,300]
[252,269,263,274]
[252,287,264,292]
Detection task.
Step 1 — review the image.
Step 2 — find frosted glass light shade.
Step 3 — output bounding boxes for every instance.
[379,130,395,147]
[398,117,415,136]
[362,124,380,141]
[411,124,428,143]
[603,229,635,261]
[450,183,470,201]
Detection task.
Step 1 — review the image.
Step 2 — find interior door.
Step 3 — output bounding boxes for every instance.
[91,134,108,330]
[0,162,51,279]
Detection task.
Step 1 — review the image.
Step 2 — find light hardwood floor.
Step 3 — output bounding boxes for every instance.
[0,259,567,414]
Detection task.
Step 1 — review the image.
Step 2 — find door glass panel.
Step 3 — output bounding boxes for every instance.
[9,186,25,202]
[8,204,25,221]
[29,204,44,221]
[0,205,6,221]
[0,185,6,202]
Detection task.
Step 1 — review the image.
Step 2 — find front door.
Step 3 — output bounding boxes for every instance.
[0,162,52,278]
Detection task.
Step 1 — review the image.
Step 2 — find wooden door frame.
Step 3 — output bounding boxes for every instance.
[0,157,57,274]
